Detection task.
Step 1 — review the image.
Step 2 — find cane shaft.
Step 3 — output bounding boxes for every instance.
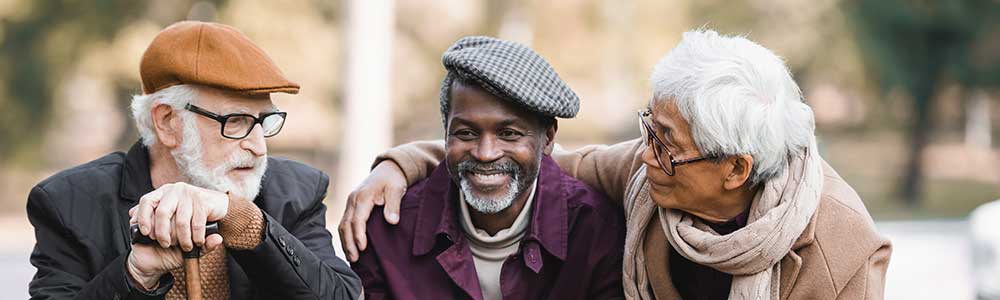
[185,258,203,300]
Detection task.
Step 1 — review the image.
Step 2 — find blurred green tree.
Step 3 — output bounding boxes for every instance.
[844,0,999,207]
[0,0,227,166]
[0,0,147,165]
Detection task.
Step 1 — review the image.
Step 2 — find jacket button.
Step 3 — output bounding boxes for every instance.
[288,248,295,256]
[293,257,301,266]
[279,238,287,247]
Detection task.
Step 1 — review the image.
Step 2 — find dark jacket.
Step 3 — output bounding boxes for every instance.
[26,142,362,299]
[351,156,626,300]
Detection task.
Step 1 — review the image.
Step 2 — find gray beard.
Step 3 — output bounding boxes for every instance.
[453,155,541,214]
[458,173,521,214]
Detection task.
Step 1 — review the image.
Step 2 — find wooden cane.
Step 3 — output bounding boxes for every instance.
[131,222,218,300]
[183,248,204,300]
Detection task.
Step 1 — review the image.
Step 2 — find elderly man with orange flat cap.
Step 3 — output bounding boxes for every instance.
[26,21,361,299]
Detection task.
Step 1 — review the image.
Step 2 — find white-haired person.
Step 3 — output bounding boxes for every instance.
[338,29,891,300]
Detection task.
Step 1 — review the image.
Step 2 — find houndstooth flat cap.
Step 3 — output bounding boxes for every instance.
[440,36,580,120]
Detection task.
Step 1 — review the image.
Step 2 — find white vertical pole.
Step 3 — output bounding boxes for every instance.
[335,0,395,226]
[599,0,635,129]
[965,90,991,149]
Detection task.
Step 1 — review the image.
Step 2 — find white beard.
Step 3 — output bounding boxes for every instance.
[171,113,267,201]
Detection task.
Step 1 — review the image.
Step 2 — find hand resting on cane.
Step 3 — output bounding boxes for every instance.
[126,182,229,290]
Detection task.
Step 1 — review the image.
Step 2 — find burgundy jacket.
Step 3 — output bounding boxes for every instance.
[351,156,625,300]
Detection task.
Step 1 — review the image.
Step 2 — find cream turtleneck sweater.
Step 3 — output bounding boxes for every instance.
[458,180,537,300]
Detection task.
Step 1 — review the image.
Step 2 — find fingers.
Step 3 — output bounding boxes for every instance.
[383,185,405,224]
[338,198,360,262]
[191,199,207,248]
[352,199,373,254]
[340,166,406,262]
[174,197,194,252]
[371,161,406,225]
[372,191,385,206]
[135,183,222,252]
[127,243,179,286]
[204,234,223,253]
[153,187,181,248]
[136,189,163,236]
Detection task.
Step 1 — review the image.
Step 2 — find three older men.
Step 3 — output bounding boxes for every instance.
[348,36,625,300]
[341,30,892,299]
[27,21,360,299]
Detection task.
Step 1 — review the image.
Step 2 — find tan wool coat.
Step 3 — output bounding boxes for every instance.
[379,139,892,300]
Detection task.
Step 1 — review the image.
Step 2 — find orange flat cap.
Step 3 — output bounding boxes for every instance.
[140,21,300,95]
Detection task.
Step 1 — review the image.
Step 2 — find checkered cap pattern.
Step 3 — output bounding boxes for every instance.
[440,36,579,123]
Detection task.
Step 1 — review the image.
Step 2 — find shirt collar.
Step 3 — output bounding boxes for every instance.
[705,209,749,235]
[412,155,569,261]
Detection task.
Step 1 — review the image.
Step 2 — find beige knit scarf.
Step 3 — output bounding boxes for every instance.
[623,138,823,300]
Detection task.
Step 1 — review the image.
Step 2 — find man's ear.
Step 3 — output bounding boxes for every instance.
[722,154,753,190]
[151,104,183,148]
[542,120,557,155]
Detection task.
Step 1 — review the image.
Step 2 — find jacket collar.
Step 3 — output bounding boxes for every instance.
[522,155,569,260]
[120,141,156,202]
[411,155,569,261]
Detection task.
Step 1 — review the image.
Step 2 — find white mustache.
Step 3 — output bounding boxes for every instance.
[221,152,264,171]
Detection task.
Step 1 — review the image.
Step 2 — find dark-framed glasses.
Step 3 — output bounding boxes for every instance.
[637,108,717,176]
[185,103,287,139]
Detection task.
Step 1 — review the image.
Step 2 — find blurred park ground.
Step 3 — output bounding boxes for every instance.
[0,0,996,299]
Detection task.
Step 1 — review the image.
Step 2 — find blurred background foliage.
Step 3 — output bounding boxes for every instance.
[844,0,999,206]
[0,0,996,221]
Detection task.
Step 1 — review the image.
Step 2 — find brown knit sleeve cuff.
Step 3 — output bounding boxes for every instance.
[219,197,265,250]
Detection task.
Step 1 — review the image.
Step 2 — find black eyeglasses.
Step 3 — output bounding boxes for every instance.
[185,103,287,139]
[638,108,717,176]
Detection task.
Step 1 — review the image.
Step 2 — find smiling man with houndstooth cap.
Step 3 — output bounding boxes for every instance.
[348,36,626,300]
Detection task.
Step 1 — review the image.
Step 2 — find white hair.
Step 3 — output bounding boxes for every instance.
[130,85,200,146]
[649,29,816,186]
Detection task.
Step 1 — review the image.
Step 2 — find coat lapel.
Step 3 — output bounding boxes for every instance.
[411,164,485,300]
[779,251,803,299]
[780,201,817,299]
[119,142,153,250]
[227,252,250,298]
[435,240,484,300]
